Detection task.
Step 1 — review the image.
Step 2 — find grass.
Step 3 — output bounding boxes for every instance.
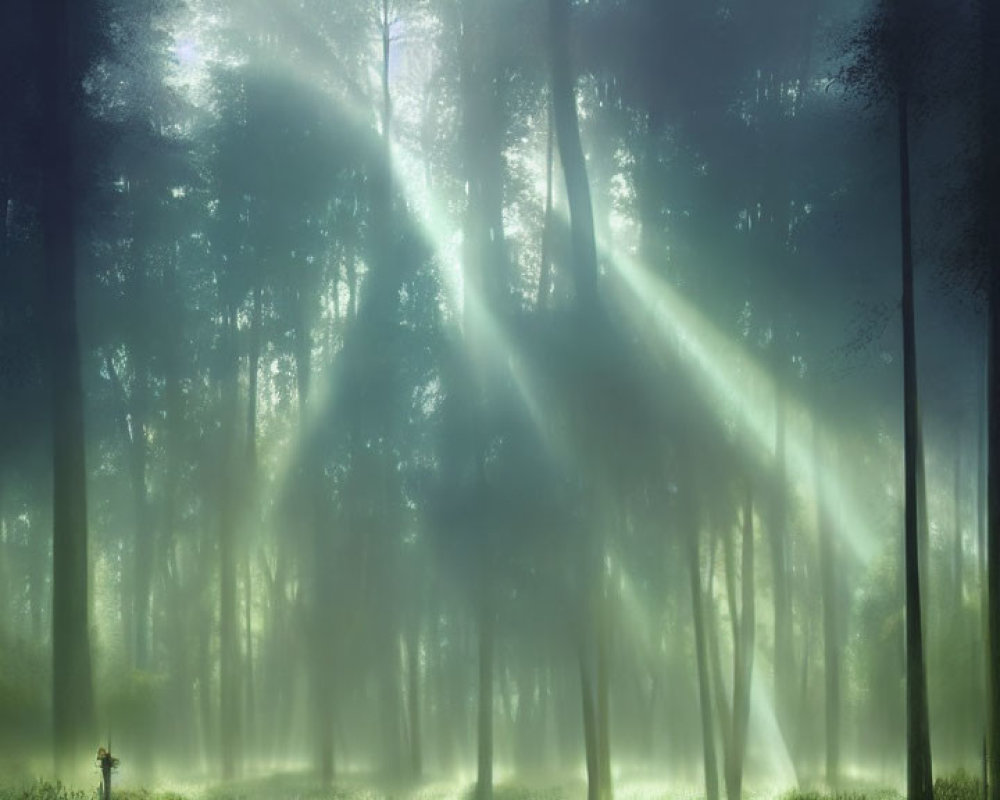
[5,770,981,800]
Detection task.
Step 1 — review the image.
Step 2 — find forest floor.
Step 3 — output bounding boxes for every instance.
[0,767,981,800]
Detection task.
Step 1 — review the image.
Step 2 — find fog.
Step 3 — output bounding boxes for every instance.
[0,2,995,800]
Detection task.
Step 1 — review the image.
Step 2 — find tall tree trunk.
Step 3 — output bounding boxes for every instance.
[245,282,262,755]
[704,528,733,788]
[686,490,719,800]
[597,558,613,800]
[816,430,840,788]
[537,102,555,310]
[548,7,608,798]
[898,76,933,800]
[579,642,600,800]
[548,0,598,315]
[955,436,964,614]
[129,193,153,673]
[36,0,96,773]
[981,0,1000,792]
[162,254,193,763]
[477,583,495,800]
[219,309,241,780]
[727,483,755,800]
[771,363,793,755]
[407,623,423,778]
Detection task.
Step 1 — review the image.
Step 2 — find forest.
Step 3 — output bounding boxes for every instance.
[1,1,999,800]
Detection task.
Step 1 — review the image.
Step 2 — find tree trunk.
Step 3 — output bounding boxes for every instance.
[548,0,598,315]
[816,430,840,788]
[898,77,933,800]
[407,624,423,778]
[537,103,555,310]
[129,198,153,673]
[728,483,755,800]
[687,496,719,800]
[477,588,495,800]
[242,280,256,754]
[706,533,733,797]
[981,0,1000,792]
[597,565,613,800]
[35,0,96,773]
[954,436,964,614]
[219,309,241,780]
[580,643,600,800]
[771,364,793,755]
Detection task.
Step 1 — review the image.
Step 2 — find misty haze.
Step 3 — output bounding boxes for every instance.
[1,3,998,800]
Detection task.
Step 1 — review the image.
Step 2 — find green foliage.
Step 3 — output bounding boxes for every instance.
[0,782,89,800]
[933,770,982,800]
[779,789,902,800]
[0,783,193,800]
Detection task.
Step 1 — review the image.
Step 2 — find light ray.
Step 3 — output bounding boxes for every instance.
[605,248,878,564]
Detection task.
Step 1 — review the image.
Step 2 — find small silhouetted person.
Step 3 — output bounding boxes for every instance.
[97,747,119,800]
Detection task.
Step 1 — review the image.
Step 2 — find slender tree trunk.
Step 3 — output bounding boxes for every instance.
[728,483,755,800]
[955,436,964,613]
[244,281,261,758]
[771,364,793,753]
[129,200,153,673]
[537,102,555,310]
[981,0,1000,793]
[597,563,613,800]
[686,492,719,800]
[706,533,733,795]
[816,430,840,788]
[580,643,600,800]
[162,254,193,763]
[36,0,96,773]
[477,585,495,800]
[898,77,933,800]
[198,579,214,766]
[219,309,241,780]
[407,623,423,778]
[548,0,598,315]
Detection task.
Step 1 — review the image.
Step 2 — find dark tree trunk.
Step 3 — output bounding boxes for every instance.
[35,0,96,773]
[954,436,964,614]
[537,103,555,311]
[548,0,598,316]
[898,77,933,800]
[981,0,1000,793]
[686,492,719,800]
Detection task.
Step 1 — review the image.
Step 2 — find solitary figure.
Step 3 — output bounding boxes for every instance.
[97,747,119,800]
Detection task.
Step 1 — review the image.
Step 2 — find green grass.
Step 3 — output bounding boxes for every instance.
[933,770,981,800]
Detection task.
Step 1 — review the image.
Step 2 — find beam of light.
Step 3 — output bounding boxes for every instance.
[605,248,878,565]
[612,554,797,791]
[160,11,877,796]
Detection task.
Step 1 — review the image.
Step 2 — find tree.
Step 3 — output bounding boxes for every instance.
[982,0,1000,793]
[33,0,97,774]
